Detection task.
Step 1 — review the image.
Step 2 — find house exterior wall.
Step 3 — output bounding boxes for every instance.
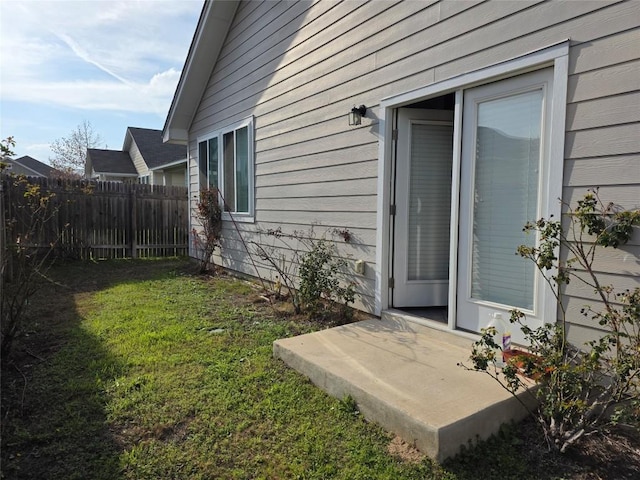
[128,139,150,179]
[156,167,186,187]
[129,139,186,186]
[187,0,639,344]
[4,161,42,177]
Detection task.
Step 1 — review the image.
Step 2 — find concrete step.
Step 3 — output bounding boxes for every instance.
[273,311,535,462]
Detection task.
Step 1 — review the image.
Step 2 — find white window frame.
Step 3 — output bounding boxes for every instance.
[375,41,569,326]
[197,116,255,222]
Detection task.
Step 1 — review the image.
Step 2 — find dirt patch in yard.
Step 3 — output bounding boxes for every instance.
[533,423,640,480]
[445,415,640,479]
[387,436,426,464]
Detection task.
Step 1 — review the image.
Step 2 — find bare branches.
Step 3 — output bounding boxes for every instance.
[49,120,103,177]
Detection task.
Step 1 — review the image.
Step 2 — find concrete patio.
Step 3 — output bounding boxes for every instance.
[273,310,535,462]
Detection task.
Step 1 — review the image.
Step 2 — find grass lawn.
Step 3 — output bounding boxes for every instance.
[1,259,637,479]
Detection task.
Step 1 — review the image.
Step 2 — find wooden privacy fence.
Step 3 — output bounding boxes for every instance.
[1,176,189,259]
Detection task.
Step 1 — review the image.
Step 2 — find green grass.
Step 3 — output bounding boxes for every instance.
[1,259,607,479]
[2,259,450,479]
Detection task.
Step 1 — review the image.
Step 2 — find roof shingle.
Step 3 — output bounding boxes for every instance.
[87,149,137,174]
[10,155,59,177]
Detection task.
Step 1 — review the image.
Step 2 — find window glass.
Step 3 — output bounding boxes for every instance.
[471,89,542,310]
[198,118,253,217]
[208,137,218,190]
[198,141,208,188]
[407,123,453,281]
[223,131,235,212]
[235,126,249,214]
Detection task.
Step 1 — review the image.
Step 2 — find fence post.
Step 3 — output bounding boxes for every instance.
[0,176,5,319]
[129,186,137,259]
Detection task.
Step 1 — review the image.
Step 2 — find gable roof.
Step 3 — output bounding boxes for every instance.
[163,0,240,144]
[9,155,59,177]
[126,127,186,169]
[87,149,137,175]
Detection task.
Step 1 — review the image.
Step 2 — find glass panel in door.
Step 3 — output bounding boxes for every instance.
[457,68,553,345]
[471,90,541,310]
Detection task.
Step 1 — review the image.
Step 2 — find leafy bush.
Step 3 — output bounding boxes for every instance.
[464,190,640,453]
[298,236,356,320]
[251,227,356,320]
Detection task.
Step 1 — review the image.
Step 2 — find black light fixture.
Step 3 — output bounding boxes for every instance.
[349,105,367,126]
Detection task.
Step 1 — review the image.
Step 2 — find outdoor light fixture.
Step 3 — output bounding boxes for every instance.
[349,105,367,126]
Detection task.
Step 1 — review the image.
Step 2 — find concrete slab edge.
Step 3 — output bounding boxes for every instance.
[275,339,443,460]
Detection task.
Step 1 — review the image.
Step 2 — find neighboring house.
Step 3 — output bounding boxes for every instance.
[125,127,187,186]
[163,0,639,348]
[85,149,139,183]
[86,127,187,185]
[4,155,61,177]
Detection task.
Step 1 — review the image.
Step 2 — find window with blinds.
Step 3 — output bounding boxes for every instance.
[470,90,543,310]
[407,122,454,281]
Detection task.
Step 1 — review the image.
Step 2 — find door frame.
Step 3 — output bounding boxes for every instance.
[374,41,569,337]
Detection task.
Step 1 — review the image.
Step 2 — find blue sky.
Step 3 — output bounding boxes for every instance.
[0,0,203,163]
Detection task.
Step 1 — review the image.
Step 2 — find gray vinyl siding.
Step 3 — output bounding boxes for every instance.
[187,0,639,326]
[561,2,640,345]
[5,162,42,177]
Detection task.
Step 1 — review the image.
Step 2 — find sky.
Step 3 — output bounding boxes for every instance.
[0,0,203,163]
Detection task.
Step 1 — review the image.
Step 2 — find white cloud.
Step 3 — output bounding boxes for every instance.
[3,68,183,116]
[0,0,201,116]
[147,69,182,95]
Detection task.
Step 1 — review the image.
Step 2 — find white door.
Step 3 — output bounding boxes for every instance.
[393,108,454,307]
[456,69,554,345]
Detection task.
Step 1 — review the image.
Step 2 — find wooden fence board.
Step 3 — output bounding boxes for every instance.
[1,175,188,260]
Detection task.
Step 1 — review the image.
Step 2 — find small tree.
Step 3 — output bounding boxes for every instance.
[464,190,640,453]
[192,188,222,274]
[1,138,66,361]
[49,120,103,177]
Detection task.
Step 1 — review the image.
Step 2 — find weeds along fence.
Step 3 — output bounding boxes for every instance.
[1,175,189,260]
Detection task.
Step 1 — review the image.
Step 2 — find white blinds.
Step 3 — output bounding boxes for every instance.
[470,90,542,310]
[407,123,454,281]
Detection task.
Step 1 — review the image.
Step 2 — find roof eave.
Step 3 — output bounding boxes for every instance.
[163,126,190,145]
[149,158,187,171]
[162,0,240,145]
[12,161,43,177]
